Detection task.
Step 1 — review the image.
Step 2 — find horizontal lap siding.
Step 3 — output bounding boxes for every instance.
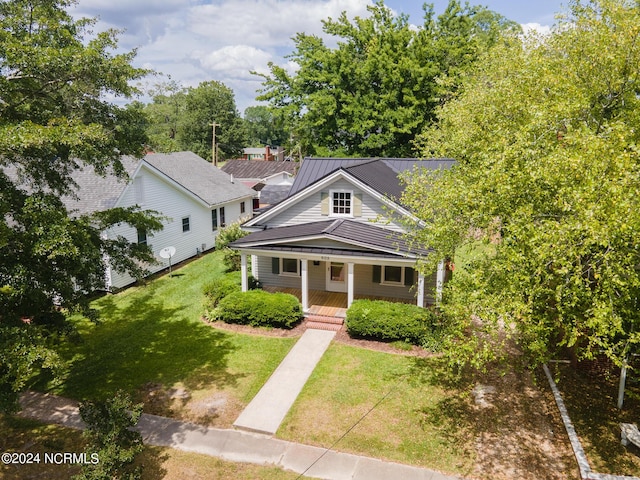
[108,167,251,289]
[266,178,405,232]
[254,256,437,305]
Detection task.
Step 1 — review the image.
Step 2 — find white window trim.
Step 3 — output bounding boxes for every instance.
[280,257,299,277]
[381,265,405,286]
[330,189,354,217]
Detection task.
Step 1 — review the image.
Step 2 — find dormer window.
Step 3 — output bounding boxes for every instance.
[331,190,352,216]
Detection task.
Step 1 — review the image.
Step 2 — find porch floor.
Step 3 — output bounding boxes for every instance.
[263,286,415,318]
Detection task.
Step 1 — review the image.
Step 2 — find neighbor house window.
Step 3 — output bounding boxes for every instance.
[281,257,299,276]
[182,216,190,233]
[137,228,147,245]
[331,190,352,216]
[220,207,226,227]
[212,209,218,231]
[240,201,246,214]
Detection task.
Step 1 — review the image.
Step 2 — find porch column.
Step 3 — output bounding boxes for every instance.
[251,255,258,279]
[436,259,446,304]
[301,259,309,312]
[241,253,248,292]
[347,262,354,307]
[417,273,425,308]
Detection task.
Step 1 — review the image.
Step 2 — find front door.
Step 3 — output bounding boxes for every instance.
[326,262,347,292]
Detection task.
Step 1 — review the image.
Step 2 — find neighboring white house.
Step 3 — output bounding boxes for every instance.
[65,151,256,289]
[231,157,455,312]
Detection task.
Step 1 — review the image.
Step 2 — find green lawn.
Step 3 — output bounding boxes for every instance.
[39,251,296,426]
[277,344,476,477]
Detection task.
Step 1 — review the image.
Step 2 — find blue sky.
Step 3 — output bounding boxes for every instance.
[71,0,567,112]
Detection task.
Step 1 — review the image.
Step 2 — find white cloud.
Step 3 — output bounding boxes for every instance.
[193,45,273,79]
[521,22,552,36]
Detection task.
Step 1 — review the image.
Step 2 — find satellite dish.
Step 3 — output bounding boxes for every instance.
[159,246,176,259]
[159,246,177,277]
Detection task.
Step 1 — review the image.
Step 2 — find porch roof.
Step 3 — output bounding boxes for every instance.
[231,219,432,258]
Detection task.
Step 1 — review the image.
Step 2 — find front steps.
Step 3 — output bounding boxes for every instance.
[305,314,344,331]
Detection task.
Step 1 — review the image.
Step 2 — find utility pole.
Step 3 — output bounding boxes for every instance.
[210,122,220,166]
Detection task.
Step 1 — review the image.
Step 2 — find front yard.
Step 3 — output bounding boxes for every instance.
[18,249,639,479]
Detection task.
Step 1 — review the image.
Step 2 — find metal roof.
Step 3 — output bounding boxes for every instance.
[288,157,455,198]
[220,159,298,180]
[231,219,432,257]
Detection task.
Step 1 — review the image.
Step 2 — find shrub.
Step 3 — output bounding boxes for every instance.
[202,271,260,309]
[213,290,302,329]
[215,221,249,271]
[345,299,442,346]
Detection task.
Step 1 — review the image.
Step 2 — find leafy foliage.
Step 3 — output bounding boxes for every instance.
[143,80,247,160]
[0,0,163,412]
[244,105,289,148]
[345,299,443,347]
[256,0,518,157]
[74,391,144,480]
[213,290,303,329]
[403,0,640,369]
[215,220,250,271]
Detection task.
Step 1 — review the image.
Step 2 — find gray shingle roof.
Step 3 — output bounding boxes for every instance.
[63,151,255,215]
[220,159,298,180]
[259,184,291,206]
[143,151,255,206]
[232,219,431,257]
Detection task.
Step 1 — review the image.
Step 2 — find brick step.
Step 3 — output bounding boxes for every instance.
[306,321,342,331]
[304,315,344,325]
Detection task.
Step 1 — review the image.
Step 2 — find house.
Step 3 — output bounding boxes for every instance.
[230,157,455,314]
[242,146,285,161]
[220,159,298,208]
[65,151,256,289]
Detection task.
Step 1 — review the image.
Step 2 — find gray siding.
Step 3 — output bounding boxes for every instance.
[255,256,437,306]
[265,178,405,231]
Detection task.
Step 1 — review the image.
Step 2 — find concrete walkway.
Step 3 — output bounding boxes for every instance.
[234,328,336,435]
[19,390,461,480]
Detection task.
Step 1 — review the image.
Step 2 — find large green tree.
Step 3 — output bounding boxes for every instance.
[403,0,640,369]
[256,0,518,157]
[0,0,163,412]
[243,105,288,148]
[144,80,247,161]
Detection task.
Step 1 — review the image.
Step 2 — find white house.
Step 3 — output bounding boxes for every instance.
[65,151,256,289]
[230,157,454,315]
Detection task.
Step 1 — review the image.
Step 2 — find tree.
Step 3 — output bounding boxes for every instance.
[243,105,288,147]
[402,0,640,370]
[74,391,144,480]
[0,0,163,413]
[255,0,518,157]
[144,80,247,160]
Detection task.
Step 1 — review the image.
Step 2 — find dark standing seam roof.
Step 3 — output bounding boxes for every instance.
[287,157,456,199]
[231,219,432,257]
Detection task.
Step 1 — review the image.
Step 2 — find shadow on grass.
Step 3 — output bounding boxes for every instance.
[548,363,640,476]
[45,285,242,403]
[402,357,579,480]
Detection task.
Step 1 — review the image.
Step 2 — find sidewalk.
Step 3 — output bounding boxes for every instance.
[234,328,336,435]
[19,390,461,480]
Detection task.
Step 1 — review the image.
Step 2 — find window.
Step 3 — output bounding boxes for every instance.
[137,228,147,245]
[253,198,260,210]
[281,257,299,276]
[182,216,190,233]
[220,207,226,227]
[331,191,352,216]
[383,266,402,284]
[240,201,246,214]
[373,265,415,286]
[211,209,218,231]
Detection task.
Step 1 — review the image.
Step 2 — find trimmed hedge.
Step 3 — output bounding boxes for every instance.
[345,299,441,346]
[213,290,303,329]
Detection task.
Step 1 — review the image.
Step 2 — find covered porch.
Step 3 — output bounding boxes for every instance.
[262,285,417,317]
